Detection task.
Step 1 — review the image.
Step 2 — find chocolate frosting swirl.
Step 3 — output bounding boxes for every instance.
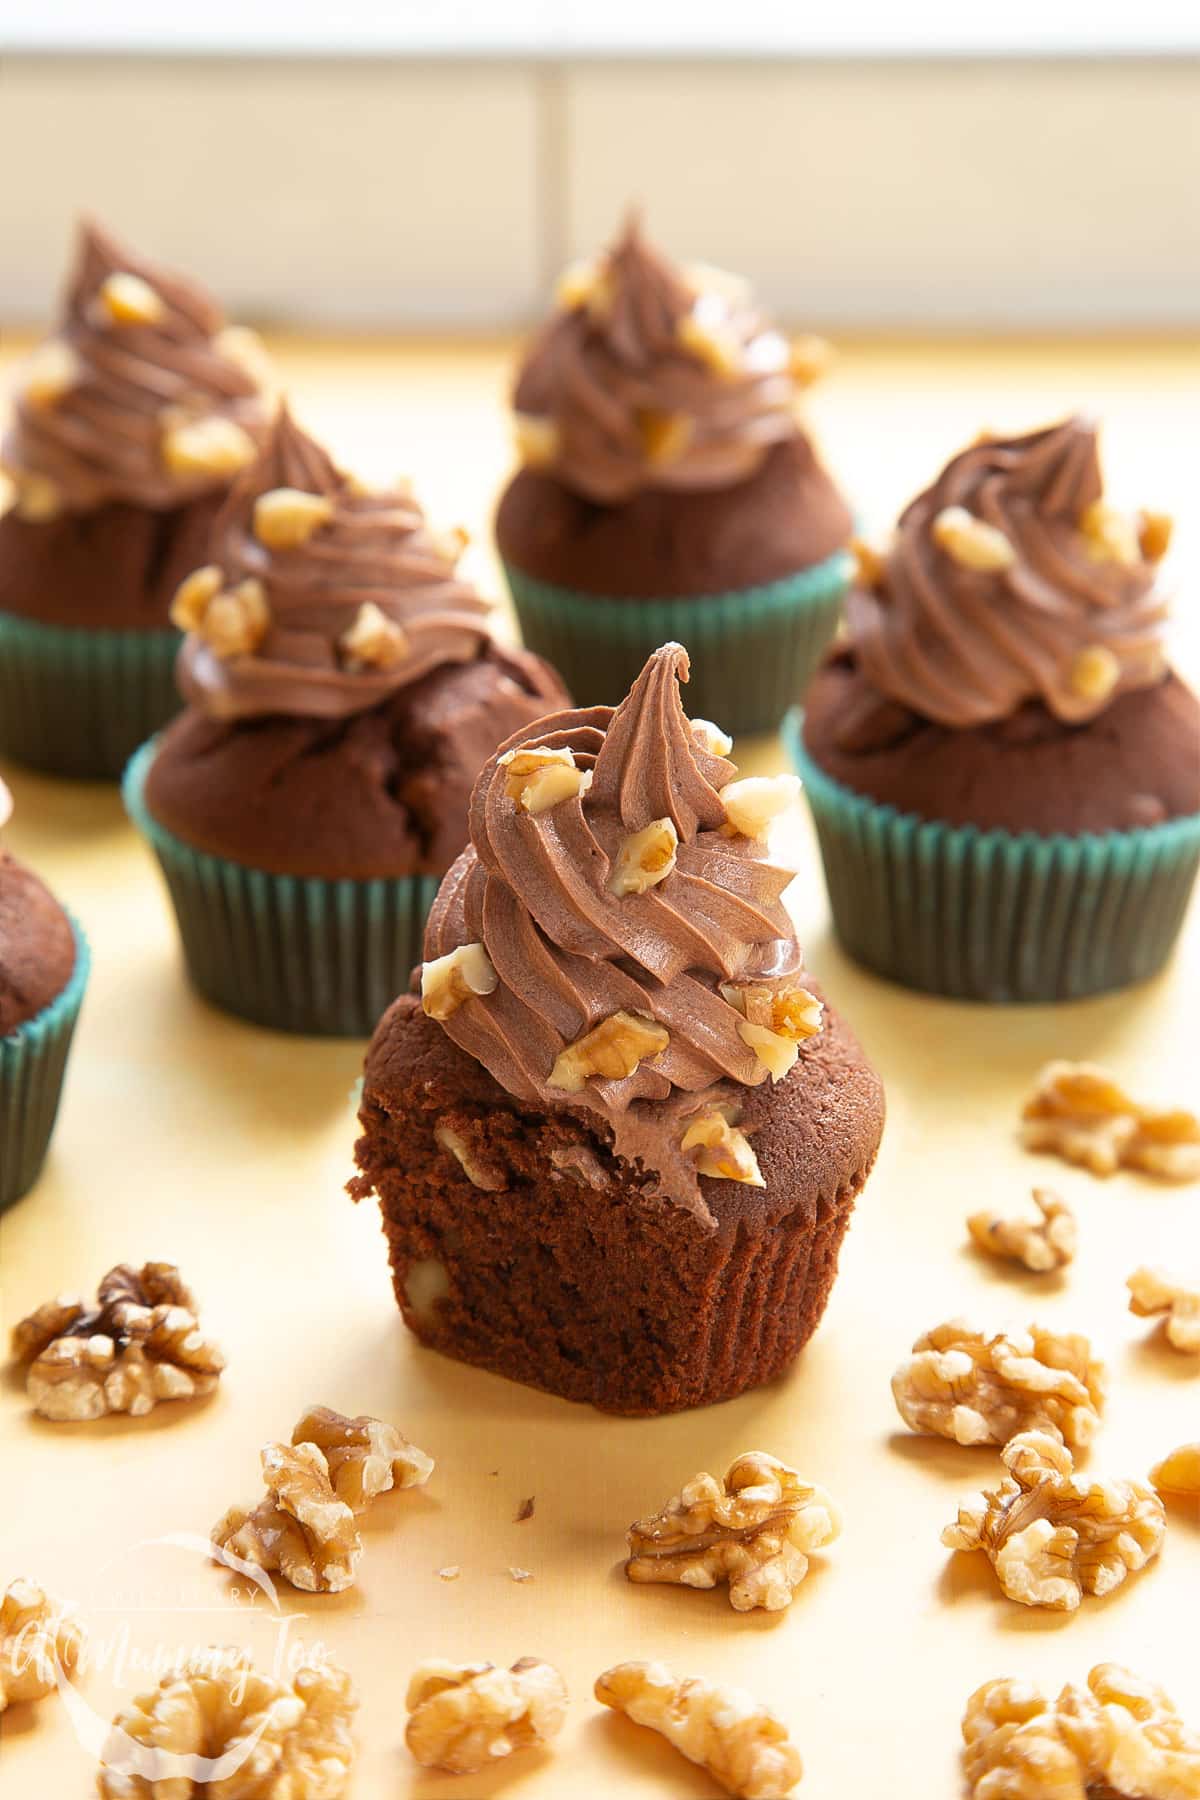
[424,645,814,1219]
[178,408,498,722]
[512,217,801,504]
[2,220,268,515]
[847,418,1169,728]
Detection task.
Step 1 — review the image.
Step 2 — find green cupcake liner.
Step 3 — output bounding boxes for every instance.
[503,550,853,735]
[0,610,182,780]
[783,709,1200,1004]
[124,742,439,1037]
[1,918,90,1212]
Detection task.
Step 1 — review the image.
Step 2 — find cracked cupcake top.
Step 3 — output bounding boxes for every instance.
[419,644,824,1217]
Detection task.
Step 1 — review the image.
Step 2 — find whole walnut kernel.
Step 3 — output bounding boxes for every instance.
[11,1262,224,1423]
[626,1451,840,1613]
[595,1660,802,1799]
[942,1430,1165,1611]
[1021,1061,1200,1181]
[892,1320,1106,1449]
[963,1664,1200,1800]
[0,1579,84,1712]
[405,1658,567,1774]
[967,1189,1077,1274]
[97,1653,356,1797]
[1127,1265,1200,1353]
[290,1405,434,1511]
[212,1442,362,1595]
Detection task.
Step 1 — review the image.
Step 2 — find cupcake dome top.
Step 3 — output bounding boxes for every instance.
[847,417,1172,729]
[420,643,825,1220]
[173,408,497,723]
[511,216,822,504]
[1,219,270,520]
[0,778,78,1038]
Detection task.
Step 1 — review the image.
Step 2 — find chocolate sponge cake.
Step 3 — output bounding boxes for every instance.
[352,645,884,1414]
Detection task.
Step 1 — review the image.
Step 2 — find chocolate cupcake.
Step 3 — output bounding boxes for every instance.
[785,418,1200,1002]
[351,644,884,1415]
[0,220,271,778]
[495,217,853,733]
[125,409,568,1036]
[0,778,90,1210]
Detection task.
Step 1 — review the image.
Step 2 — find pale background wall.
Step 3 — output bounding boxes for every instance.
[1,46,1199,330]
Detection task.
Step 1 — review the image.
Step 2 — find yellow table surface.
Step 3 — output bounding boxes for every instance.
[2,336,1199,1798]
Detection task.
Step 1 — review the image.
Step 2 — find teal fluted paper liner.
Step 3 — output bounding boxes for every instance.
[503,549,853,734]
[1,919,89,1212]
[124,743,438,1037]
[783,710,1200,1003]
[0,610,182,780]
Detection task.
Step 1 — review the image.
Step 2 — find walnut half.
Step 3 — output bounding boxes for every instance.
[963,1664,1200,1800]
[1021,1060,1200,1180]
[290,1404,434,1510]
[942,1429,1165,1610]
[967,1188,1077,1274]
[405,1658,568,1774]
[212,1441,362,1595]
[892,1320,1106,1449]
[98,1653,357,1797]
[626,1451,840,1613]
[0,1579,84,1712]
[595,1660,802,1799]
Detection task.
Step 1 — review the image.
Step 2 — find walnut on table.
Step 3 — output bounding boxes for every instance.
[625,1451,840,1613]
[1021,1061,1200,1181]
[892,1320,1106,1449]
[405,1658,567,1774]
[942,1429,1165,1611]
[967,1189,1077,1274]
[595,1661,802,1800]
[1151,1443,1200,1499]
[1127,1265,1200,1353]
[962,1663,1200,1800]
[0,1579,84,1711]
[97,1652,356,1798]
[290,1404,434,1510]
[10,1262,225,1422]
[212,1442,362,1595]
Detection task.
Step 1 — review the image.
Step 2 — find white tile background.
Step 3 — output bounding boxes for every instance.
[1,53,1198,329]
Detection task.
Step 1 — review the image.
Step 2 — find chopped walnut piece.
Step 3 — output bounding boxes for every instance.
[690,717,733,757]
[161,413,258,479]
[20,341,80,408]
[932,506,1016,572]
[98,1653,357,1797]
[943,1429,1164,1611]
[1138,508,1174,562]
[962,1664,1200,1800]
[1068,643,1121,705]
[1128,1265,1200,1352]
[421,942,498,1021]
[610,817,679,895]
[892,1320,1106,1449]
[11,1261,225,1422]
[626,1451,840,1613]
[850,537,886,588]
[212,1441,362,1594]
[1080,497,1141,565]
[6,468,62,522]
[637,408,693,466]
[172,571,270,660]
[555,257,598,309]
[596,1661,802,1799]
[681,1109,764,1187]
[290,1405,434,1511]
[96,270,165,327]
[170,563,223,632]
[339,601,409,671]
[499,744,591,813]
[1152,1442,1200,1498]
[213,323,275,390]
[788,333,834,387]
[722,981,824,1082]
[405,1658,567,1774]
[548,1011,669,1093]
[967,1188,1077,1274]
[252,485,335,550]
[435,1123,505,1190]
[0,1579,84,1711]
[513,412,560,468]
[678,308,744,378]
[721,775,801,842]
[1021,1060,1200,1181]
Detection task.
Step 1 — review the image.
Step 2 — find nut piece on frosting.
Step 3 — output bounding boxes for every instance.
[171,566,271,660]
[1138,508,1174,562]
[1127,1265,1200,1352]
[967,1188,1077,1274]
[1068,643,1122,705]
[549,1011,670,1093]
[161,413,258,480]
[97,1653,357,1798]
[339,601,410,671]
[610,818,679,896]
[891,1320,1106,1449]
[421,943,498,1021]
[500,744,592,814]
[721,776,801,843]
[931,505,1017,572]
[942,1429,1165,1611]
[212,1440,362,1595]
[253,485,335,550]
[595,1660,803,1799]
[1080,498,1141,566]
[721,981,823,1083]
[10,1261,225,1423]
[405,1658,568,1774]
[1021,1061,1200,1181]
[290,1404,434,1510]
[513,412,560,468]
[1152,1442,1200,1498]
[0,1579,85,1712]
[626,1451,840,1613]
[95,269,166,327]
[19,340,81,409]
[690,717,734,757]
[680,1109,764,1187]
[962,1664,1200,1800]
